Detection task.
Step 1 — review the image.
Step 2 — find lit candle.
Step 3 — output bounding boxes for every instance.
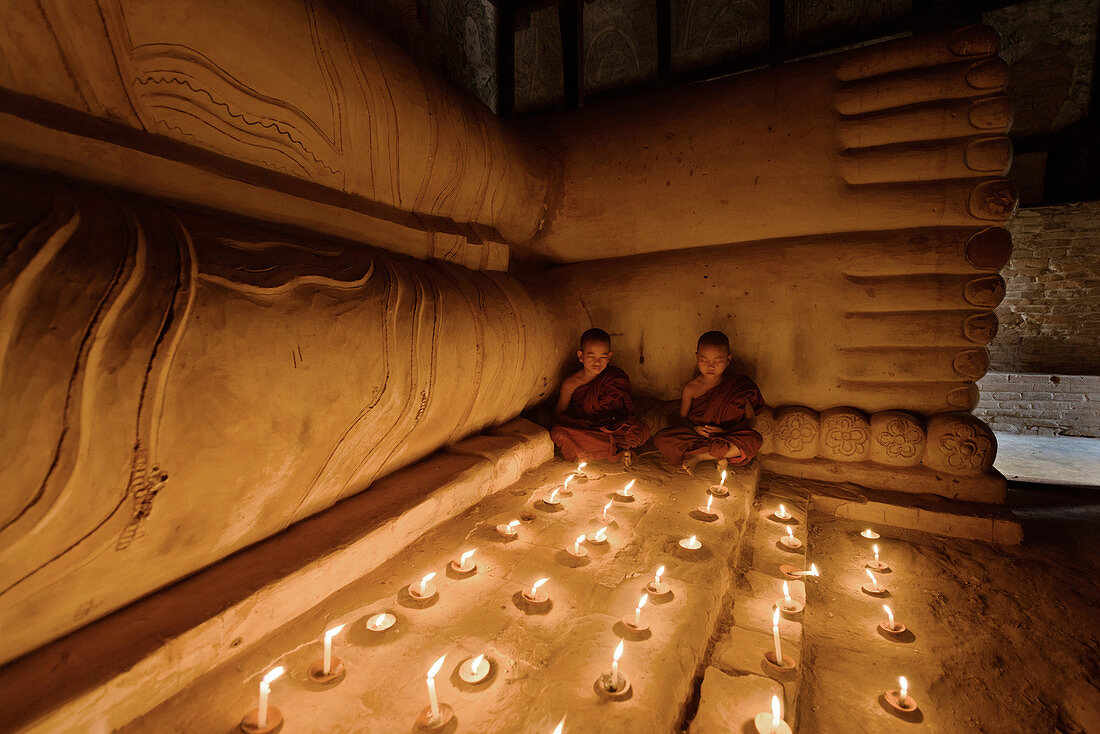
[771,695,781,733]
[775,504,791,520]
[634,593,649,627]
[678,534,701,550]
[771,607,783,664]
[366,611,395,631]
[419,572,436,596]
[547,487,561,504]
[883,604,895,631]
[552,717,566,734]
[618,479,636,497]
[257,666,284,728]
[529,577,549,599]
[588,525,608,543]
[781,581,792,610]
[426,655,446,722]
[719,469,727,486]
[861,528,879,539]
[562,475,573,494]
[322,624,345,675]
[602,499,614,520]
[789,563,819,577]
[611,639,624,687]
[459,549,476,572]
[498,519,520,537]
[654,565,664,587]
[706,495,714,512]
[899,675,909,705]
[865,569,879,592]
[464,654,488,682]
[786,526,794,541]
[873,544,880,563]
[573,534,586,555]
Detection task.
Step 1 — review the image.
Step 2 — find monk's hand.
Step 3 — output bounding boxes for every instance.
[694,425,714,437]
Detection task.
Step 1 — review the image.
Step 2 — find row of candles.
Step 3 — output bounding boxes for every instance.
[770,505,919,721]
[241,464,807,732]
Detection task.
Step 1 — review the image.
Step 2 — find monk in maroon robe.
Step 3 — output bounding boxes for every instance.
[550,328,650,464]
[653,331,766,473]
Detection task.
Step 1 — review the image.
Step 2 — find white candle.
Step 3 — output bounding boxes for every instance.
[577,462,587,473]
[778,504,788,518]
[323,623,345,675]
[573,534,585,555]
[460,549,476,571]
[548,487,560,503]
[467,654,485,676]
[720,469,727,486]
[602,500,613,518]
[771,607,783,663]
[530,577,549,598]
[785,526,795,541]
[883,604,895,630]
[782,581,791,608]
[865,569,879,591]
[257,666,284,728]
[771,695,782,733]
[899,675,909,704]
[563,475,573,492]
[552,717,566,734]
[611,639,624,685]
[593,526,608,542]
[426,655,446,720]
[790,563,819,578]
[419,571,436,596]
[654,565,665,586]
[873,544,880,563]
[810,563,819,577]
[634,593,649,627]
[705,495,714,512]
[619,479,636,496]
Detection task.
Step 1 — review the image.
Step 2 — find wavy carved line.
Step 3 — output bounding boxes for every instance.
[135,75,341,176]
[150,115,306,177]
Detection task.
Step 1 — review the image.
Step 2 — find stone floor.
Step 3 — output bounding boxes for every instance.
[122,453,757,733]
[118,457,1100,733]
[993,433,1100,487]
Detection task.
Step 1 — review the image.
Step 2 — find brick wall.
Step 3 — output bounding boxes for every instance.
[989,202,1100,375]
[976,372,1100,438]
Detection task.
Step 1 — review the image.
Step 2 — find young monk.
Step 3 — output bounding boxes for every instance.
[549,328,650,467]
[652,331,766,474]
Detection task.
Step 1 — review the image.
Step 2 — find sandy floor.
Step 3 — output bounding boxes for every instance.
[798,483,1100,733]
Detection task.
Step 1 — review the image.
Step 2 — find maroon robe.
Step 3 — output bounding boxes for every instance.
[550,366,650,461]
[653,372,765,466]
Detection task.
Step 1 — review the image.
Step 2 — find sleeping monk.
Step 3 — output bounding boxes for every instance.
[549,328,650,467]
[652,330,766,474]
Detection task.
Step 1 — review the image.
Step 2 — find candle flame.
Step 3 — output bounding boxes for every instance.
[262,666,285,685]
[578,462,587,471]
[623,479,636,492]
[720,469,727,484]
[507,520,520,529]
[574,533,586,546]
[873,543,880,559]
[865,569,878,589]
[638,592,649,610]
[421,571,436,586]
[552,717,566,734]
[779,504,787,516]
[563,475,573,489]
[786,526,794,538]
[810,563,819,576]
[460,549,476,565]
[471,653,485,670]
[689,534,697,546]
[530,577,550,595]
[772,606,781,629]
[603,499,613,513]
[899,675,908,699]
[549,488,560,502]
[655,565,665,582]
[427,655,446,679]
[595,526,608,540]
[324,623,346,641]
[705,495,713,510]
[883,604,894,625]
[612,639,624,662]
[772,695,781,724]
[782,581,790,600]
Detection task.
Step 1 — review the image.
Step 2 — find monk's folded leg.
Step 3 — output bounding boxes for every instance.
[652,426,706,465]
[611,417,650,452]
[550,425,616,462]
[709,429,764,466]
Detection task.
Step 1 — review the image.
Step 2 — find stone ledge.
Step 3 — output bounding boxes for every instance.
[810,483,1023,544]
[0,419,552,734]
[688,667,785,734]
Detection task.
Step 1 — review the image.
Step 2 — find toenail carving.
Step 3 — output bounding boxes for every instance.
[965,227,1012,270]
[952,349,990,380]
[964,276,1006,307]
[965,137,1012,172]
[969,96,1012,130]
[966,58,1008,90]
[949,25,1000,57]
[968,179,1018,220]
